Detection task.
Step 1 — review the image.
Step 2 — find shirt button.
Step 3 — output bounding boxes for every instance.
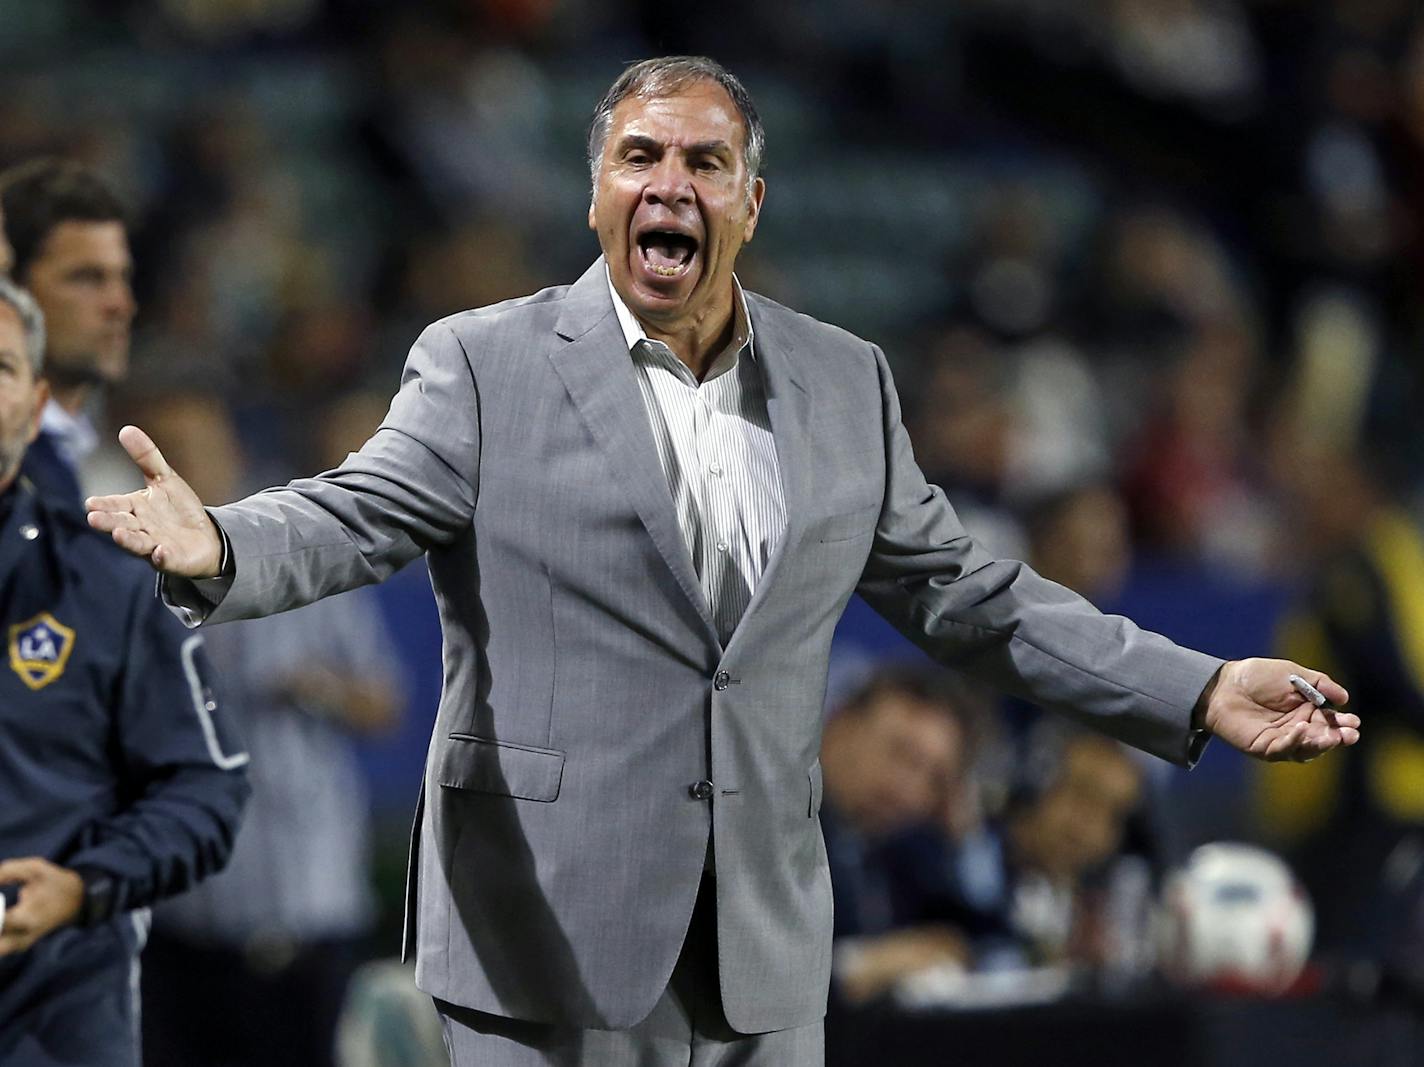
[714,670,730,691]
[20,525,39,541]
[708,462,723,476]
[715,540,728,553]
[689,780,715,800]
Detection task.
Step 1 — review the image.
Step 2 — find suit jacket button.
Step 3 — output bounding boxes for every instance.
[713,671,730,691]
[689,780,714,800]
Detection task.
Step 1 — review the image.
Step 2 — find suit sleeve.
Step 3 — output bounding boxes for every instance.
[854,343,1221,766]
[62,585,251,916]
[164,320,481,623]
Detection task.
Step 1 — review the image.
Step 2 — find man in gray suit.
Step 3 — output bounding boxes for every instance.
[88,56,1358,1066]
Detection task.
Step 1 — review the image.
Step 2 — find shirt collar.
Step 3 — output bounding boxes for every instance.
[605,267,755,381]
[39,399,97,468]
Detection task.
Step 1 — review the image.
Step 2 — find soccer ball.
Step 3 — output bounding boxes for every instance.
[1158,843,1314,994]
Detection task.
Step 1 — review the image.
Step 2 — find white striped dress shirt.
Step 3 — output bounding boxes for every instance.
[608,272,787,645]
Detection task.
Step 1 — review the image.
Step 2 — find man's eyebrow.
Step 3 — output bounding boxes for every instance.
[614,135,733,158]
[616,134,661,153]
[684,140,733,157]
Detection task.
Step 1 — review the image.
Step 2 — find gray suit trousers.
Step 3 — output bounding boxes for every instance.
[435,878,823,1067]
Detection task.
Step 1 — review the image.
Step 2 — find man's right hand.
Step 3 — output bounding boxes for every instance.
[86,425,223,577]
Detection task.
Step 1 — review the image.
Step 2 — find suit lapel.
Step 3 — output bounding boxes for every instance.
[723,295,813,657]
[547,261,721,647]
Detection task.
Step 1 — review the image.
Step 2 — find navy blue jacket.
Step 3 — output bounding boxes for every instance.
[16,431,83,511]
[0,476,250,1033]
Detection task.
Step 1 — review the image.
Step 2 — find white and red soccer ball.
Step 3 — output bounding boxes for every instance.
[1159,843,1314,995]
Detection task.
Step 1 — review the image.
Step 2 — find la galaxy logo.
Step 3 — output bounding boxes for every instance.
[8,613,76,691]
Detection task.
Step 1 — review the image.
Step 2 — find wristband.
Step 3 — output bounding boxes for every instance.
[72,867,117,927]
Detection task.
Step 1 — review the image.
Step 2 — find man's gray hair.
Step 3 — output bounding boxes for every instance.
[587,56,765,197]
[0,276,44,373]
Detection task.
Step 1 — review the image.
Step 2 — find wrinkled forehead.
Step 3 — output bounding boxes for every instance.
[607,81,748,156]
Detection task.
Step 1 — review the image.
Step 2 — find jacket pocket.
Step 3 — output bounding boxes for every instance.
[438,734,565,802]
[809,759,823,817]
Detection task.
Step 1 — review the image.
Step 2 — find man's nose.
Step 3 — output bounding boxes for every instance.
[642,157,693,206]
[105,279,137,321]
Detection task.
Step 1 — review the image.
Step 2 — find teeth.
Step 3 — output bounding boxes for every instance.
[650,263,683,276]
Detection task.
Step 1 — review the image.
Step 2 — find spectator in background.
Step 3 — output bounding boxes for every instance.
[126,386,404,1067]
[1025,482,1133,609]
[863,715,1154,985]
[818,669,978,1005]
[1120,320,1274,573]
[908,326,1029,561]
[1000,726,1147,970]
[0,160,135,505]
[1262,432,1424,994]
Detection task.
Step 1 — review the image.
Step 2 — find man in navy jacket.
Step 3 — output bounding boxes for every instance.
[0,276,250,1066]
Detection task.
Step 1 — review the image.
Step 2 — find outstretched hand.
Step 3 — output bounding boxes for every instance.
[1201,658,1359,762]
[86,425,223,577]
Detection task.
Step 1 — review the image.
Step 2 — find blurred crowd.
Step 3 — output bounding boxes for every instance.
[6,0,1424,1061]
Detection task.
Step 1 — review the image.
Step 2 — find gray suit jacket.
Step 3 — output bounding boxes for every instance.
[182,259,1220,1032]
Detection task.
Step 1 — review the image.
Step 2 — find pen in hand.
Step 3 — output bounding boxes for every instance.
[1289,673,1335,711]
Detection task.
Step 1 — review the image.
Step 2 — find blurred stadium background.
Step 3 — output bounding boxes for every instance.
[8,0,1424,1063]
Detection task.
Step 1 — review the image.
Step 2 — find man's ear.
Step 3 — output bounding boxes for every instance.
[588,199,598,232]
[742,177,766,243]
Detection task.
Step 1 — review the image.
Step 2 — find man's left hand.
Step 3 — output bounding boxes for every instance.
[1199,658,1359,762]
[0,858,85,956]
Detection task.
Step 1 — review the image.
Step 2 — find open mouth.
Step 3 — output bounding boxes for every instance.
[637,230,699,279]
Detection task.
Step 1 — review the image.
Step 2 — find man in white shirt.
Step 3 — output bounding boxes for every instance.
[89,55,1360,1067]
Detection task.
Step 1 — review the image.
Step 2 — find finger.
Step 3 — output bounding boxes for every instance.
[0,897,34,929]
[86,510,142,535]
[84,492,138,516]
[1290,736,1331,763]
[0,858,43,884]
[118,425,172,483]
[1262,722,1308,762]
[1313,709,1361,731]
[1307,720,1360,747]
[111,528,160,559]
[1310,671,1350,708]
